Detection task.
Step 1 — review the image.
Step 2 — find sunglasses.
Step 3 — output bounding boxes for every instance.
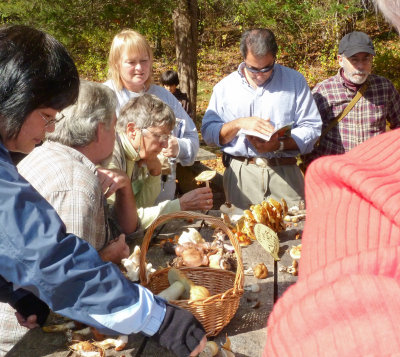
[244,60,275,74]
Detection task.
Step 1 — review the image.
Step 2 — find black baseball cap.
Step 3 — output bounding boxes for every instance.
[339,31,375,57]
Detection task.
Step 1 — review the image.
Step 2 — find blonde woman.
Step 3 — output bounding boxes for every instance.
[105,29,200,202]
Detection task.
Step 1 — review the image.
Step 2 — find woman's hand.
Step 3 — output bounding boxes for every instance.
[161,136,179,158]
[142,154,162,176]
[179,187,213,211]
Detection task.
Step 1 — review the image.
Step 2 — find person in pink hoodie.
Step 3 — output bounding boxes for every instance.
[264,4,400,355]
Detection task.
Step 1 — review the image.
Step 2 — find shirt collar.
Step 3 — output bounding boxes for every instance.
[338,68,363,92]
[44,141,97,173]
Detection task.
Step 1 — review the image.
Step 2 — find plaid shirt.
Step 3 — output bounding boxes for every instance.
[17,141,109,251]
[312,70,400,157]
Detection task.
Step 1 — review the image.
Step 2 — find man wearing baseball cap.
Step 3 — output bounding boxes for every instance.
[306,31,400,163]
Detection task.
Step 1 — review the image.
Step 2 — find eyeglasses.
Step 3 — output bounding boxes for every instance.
[39,112,65,127]
[244,60,275,74]
[142,128,170,142]
[345,55,373,66]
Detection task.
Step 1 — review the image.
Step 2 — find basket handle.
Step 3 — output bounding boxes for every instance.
[138,211,244,294]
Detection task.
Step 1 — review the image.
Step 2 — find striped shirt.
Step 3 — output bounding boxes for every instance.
[312,70,400,157]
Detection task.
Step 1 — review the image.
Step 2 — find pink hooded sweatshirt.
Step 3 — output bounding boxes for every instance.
[264,128,400,356]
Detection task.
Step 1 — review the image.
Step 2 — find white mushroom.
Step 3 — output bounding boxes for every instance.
[42,320,77,332]
[178,228,205,245]
[93,335,128,351]
[195,170,216,188]
[199,341,219,357]
[122,245,155,282]
[69,341,105,357]
[220,202,244,225]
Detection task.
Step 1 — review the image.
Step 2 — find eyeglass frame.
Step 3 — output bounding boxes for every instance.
[39,112,65,127]
[244,60,275,74]
[342,54,374,66]
[141,128,171,143]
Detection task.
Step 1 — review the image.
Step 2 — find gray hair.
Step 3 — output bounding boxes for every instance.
[374,0,400,32]
[117,93,175,132]
[240,28,278,59]
[46,80,117,147]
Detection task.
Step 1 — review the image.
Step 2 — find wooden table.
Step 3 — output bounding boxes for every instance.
[8,210,302,357]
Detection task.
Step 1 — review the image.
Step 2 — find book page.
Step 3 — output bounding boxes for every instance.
[238,121,294,141]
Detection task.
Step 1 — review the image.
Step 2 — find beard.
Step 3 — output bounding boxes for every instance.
[343,68,369,84]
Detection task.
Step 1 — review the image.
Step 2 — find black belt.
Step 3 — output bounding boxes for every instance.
[231,155,297,167]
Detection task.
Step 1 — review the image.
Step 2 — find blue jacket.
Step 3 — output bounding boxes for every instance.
[0,142,165,335]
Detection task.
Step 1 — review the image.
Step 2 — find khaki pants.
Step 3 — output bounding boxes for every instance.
[223,158,304,210]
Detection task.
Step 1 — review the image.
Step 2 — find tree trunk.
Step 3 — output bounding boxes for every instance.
[172,0,198,121]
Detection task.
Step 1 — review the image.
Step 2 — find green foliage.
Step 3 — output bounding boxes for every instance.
[0,0,175,81]
[232,0,367,65]
[373,38,400,90]
[0,0,399,94]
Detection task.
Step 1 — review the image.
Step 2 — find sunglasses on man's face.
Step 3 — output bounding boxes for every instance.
[244,60,275,74]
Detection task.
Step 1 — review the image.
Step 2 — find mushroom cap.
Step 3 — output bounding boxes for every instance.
[181,248,204,267]
[290,244,302,260]
[195,170,217,182]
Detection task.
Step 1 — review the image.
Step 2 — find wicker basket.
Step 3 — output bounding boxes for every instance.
[139,211,244,337]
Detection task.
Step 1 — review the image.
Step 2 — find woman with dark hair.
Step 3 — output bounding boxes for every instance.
[0,25,206,357]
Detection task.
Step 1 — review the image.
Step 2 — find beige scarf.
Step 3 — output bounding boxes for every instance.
[118,132,140,180]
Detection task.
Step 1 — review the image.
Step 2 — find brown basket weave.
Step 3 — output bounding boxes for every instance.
[139,211,244,337]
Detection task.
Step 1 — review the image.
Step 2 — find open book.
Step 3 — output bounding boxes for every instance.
[238,121,294,141]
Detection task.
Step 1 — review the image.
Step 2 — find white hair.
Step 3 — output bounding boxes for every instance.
[46,80,117,147]
[374,0,400,32]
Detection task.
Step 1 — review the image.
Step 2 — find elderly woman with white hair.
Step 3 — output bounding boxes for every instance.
[103,93,213,230]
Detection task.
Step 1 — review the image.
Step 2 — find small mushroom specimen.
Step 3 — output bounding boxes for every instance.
[42,320,77,332]
[195,170,216,188]
[174,243,209,267]
[290,244,302,260]
[93,335,128,351]
[199,341,219,357]
[69,340,105,357]
[122,245,155,282]
[289,244,302,276]
[178,228,205,245]
[253,263,268,279]
[208,248,234,270]
[220,202,244,225]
